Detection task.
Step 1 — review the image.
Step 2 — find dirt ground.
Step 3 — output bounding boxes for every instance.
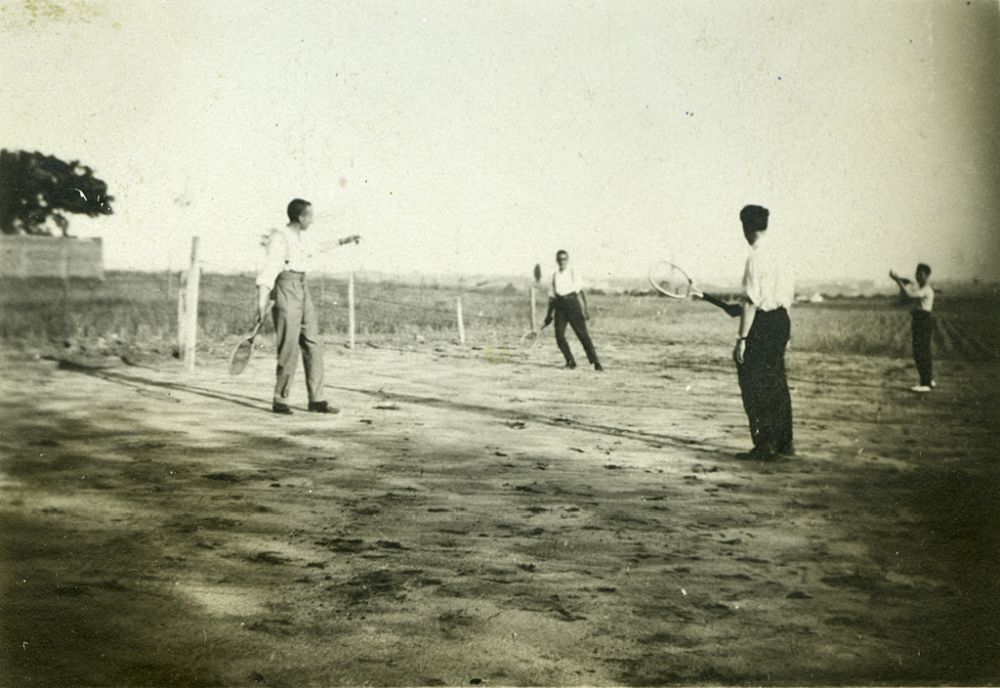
[1,336,998,687]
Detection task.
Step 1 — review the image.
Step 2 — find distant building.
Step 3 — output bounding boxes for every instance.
[0,235,103,279]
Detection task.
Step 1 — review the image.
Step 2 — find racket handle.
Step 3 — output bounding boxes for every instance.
[250,314,266,339]
[700,292,741,318]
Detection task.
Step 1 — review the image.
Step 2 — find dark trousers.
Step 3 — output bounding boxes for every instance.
[912,310,934,385]
[554,293,599,365]
[271,271,325,404]
[737,308,793,452]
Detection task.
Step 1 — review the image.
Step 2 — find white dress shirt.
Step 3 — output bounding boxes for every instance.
[549,268,584,297]
[908,284,934,312]
[742,233,795,311]
[256,225,312,288]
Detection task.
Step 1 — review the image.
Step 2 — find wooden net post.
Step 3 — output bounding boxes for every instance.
[183,237,201,372]
[456,296,466,345]
[530,286,538,331]
[348,272,356,350]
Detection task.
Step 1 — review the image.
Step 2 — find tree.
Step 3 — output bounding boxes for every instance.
[0,149,114,236]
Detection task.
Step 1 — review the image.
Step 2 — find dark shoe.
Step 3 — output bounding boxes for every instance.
[308,401,340,414]
[594,362,604,371]
[736,445,778,461]
[777,442,796,457]
[272,402,293,415]
[564,361,577,369]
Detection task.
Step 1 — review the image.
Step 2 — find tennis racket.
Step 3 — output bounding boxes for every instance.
[228,316,265,375]
[648,261,741,317]
[519,322,550,349]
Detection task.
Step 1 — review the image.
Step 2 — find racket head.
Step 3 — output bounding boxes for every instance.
[648,261,694,298]
[519,329,540,349]
[228,337,254,375]
[228,315,265,375]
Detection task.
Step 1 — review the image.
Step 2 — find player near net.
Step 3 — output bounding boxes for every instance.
[542,250,604,371]
[733,204,795,461]
[255,198,359,414]
[889,263,935,392]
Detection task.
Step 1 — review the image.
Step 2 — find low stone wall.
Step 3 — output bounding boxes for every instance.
[0,235,103,279]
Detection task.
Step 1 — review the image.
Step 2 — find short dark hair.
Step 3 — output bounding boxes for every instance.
[556,250,569,260]
[740,205,769,233]
[287,198,311,223]
[917,263,932,276]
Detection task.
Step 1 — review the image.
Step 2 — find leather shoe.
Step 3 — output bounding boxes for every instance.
[736,445,778,461]
[272,402,293,415]
[564,361,577,369]
[308,401,340,414]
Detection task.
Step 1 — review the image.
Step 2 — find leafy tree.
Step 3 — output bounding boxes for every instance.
[0,149,114,236]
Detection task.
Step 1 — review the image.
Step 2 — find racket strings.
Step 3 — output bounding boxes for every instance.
[652,263,693,298]
[228,339,254,375]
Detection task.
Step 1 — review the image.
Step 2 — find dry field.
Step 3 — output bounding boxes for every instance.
[1,274,998,686]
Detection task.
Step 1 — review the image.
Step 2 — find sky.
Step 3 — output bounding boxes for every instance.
[2,0,999,285]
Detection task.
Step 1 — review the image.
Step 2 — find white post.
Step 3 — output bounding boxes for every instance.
[183,237,201,372]
[176,270,186,357]
[348,271,356,350]
[456,296,466,345]
[530,286,538,331]
[59,240,70,333]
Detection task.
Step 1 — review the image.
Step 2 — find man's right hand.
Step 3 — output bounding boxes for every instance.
[543,315,553,327]
[256,286,272,321]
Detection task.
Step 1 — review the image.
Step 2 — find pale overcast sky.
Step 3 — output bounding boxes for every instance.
[2,0,998,283]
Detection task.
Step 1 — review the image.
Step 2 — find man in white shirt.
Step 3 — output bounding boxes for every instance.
[256,198,357,414]
[890,263,935,392]
[543,250,603,371]
[733,205,795,460]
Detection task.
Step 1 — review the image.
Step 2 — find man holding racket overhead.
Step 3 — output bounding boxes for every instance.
[256,198,358,414]
[543,250,603,371]
[733,205,795,460]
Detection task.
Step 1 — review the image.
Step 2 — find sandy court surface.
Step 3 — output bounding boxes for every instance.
[1,338,998,686]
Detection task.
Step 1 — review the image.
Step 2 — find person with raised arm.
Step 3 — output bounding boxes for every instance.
[255,198,359,414]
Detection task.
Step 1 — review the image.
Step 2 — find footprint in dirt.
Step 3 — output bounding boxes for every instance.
[246,551,290,566]
[246,618,293,635]
[786,590,813,599]
[437,609,476,638]
[315,537,366,553]
[202,472,246,483]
